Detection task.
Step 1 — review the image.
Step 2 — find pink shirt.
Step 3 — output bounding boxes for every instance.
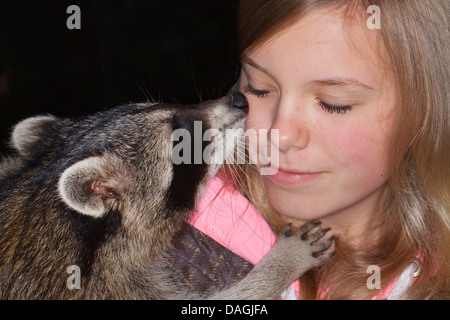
[189,176,404,299]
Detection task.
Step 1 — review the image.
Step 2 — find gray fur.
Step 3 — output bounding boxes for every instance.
[0,94,333,299]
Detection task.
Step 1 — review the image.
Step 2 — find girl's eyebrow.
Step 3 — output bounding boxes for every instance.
[306,79,374,90]
[242,57,374,91]
[241,57,272,76]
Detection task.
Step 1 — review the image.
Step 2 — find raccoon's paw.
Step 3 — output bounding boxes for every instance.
[275,221,334,275]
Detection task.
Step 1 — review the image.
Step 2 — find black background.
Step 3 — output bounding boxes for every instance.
[0,0,239,155]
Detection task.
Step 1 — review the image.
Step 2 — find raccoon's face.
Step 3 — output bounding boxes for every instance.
[10,93,248,221]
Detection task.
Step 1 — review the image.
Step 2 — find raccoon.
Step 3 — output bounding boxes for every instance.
[0,92,333,299]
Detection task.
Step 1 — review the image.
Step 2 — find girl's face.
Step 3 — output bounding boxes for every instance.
[240,8,396,234]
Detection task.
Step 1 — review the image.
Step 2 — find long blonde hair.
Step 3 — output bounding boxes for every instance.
[223,0,449,299]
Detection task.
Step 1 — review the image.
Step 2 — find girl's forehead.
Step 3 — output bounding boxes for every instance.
[245,8,389,90]
[257,7,380,58]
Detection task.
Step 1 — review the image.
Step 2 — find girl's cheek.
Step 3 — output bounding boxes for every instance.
[323,121,378,167]
[245,101,271,130]
[333,124,391,186]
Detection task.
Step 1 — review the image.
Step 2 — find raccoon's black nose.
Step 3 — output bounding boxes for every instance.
[231,92,248,110]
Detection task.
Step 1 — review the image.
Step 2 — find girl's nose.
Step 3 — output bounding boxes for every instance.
[269,103,310,153]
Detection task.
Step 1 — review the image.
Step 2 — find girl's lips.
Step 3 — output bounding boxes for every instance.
[265,167,323,185]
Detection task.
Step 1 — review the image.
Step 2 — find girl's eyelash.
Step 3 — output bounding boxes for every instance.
[318,100,352,114]
[243,84,270,98]
[243,83,352,115]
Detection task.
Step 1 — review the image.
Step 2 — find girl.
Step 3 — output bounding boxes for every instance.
[170,0,449,299]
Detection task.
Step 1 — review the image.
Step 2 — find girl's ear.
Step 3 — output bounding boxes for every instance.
[58,156,128,218]
[11,115,58,156]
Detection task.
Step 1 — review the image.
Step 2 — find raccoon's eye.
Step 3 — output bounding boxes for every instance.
[172,116,191,133]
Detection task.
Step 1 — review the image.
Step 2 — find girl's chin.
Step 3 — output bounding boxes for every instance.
[260,173,332,221]
[266,194,324,222]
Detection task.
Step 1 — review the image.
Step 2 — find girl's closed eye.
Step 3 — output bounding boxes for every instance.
[243,83,270,98]
[245,83,354,114]
[318,100,352,114]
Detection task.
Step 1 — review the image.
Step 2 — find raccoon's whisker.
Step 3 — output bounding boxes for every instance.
[234,145,262,168]
[232,141,259,166]
[221,146,253,199]
[236,159,260,181]
[158,89,181,104]
[236,167,259,197]
[233,157,260,189]
[190,57,203,103]
[235,140,266,153]
[234,148,252,165]
[237,142,274,168]
[116,72,155,103]
[242,134,270,144]
[227,164,239,187]
[228,163,253,201]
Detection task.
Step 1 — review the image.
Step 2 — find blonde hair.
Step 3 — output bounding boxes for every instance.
[223,0,449,299]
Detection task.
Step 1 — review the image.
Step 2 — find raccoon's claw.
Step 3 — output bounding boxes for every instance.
[278,220,334,268]
[283,223,293,237]
[250,220,334,290]
[306,228,329,244]
[312,234,333,253]
[297,221,333,255]
[299,220,321,239]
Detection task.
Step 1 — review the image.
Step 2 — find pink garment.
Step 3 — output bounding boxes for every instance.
[188,176,396,299]
[189,176,276,265]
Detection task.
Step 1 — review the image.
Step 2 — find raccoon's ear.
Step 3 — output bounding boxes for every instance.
[58,156,128,218]
[11,115,58,156]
